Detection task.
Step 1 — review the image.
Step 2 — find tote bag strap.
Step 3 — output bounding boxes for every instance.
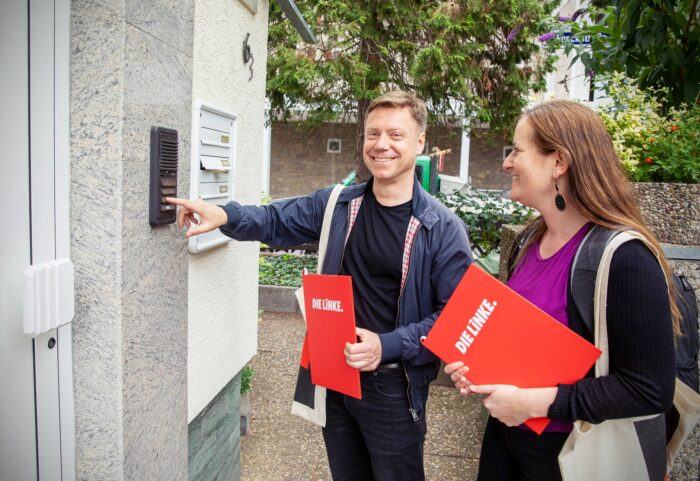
[593,230,661,377]
[316,183,344,274]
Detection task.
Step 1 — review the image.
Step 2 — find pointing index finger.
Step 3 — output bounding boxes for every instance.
[165,197,191,207]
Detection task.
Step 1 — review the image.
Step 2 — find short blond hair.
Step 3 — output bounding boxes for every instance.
[366,90,428,132]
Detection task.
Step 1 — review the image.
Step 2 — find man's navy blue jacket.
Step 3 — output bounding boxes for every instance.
[221,177,473,415]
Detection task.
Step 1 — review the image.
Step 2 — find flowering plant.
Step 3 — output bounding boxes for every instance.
[596,73,699,183]
[595,73,666,178]
[437,191,534,255]
[638,102,700,183]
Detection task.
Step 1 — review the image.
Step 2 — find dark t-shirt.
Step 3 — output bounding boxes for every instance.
[340,188,412,334]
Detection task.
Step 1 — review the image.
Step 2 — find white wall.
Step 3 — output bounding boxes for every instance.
[189,0,269,421]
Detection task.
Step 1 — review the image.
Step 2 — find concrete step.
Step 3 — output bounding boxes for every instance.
[258,285,300,314]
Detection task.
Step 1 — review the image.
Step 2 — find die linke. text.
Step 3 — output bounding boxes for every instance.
[455,298,497,354]
[311,298,344,313]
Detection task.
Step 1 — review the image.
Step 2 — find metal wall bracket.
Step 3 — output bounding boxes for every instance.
[243,33,254,81]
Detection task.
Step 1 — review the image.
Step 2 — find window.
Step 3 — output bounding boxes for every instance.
[327,138,342,154]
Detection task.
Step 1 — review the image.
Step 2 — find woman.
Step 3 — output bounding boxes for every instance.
[445,100,679,481]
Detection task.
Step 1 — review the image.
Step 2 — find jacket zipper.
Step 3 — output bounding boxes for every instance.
[396,224,421,422]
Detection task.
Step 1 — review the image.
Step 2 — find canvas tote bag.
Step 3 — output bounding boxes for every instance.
[559,231,669,481]
[290,184,344,426]
[667,377,700,472]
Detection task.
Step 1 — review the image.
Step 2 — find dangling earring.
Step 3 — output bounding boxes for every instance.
[555,181,566,211]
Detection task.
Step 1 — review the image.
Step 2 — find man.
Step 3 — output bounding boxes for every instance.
[167,90,472,480]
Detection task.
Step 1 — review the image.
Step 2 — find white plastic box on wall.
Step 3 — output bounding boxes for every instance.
[189,102,237,253]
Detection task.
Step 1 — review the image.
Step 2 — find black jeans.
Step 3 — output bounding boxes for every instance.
[322,369,428,481]
[477,416,569,481]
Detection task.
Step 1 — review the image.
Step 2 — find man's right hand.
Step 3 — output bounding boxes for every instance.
[444,361,473,396]
[165,197,229,238]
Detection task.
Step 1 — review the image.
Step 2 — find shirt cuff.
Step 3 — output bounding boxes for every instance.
[220,202,242,228]
[378,331,402,362]
[547,383,574,422]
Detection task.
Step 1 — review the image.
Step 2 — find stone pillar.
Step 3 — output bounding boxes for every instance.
[70,0,193,478]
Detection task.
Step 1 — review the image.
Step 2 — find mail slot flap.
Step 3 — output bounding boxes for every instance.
[198,182,230,199]
[200,127,232,146]
[199,169,228,184]
[201,109,234,132]
[201,156,230,171]
[189,228,231,254]
[200,143,231,158]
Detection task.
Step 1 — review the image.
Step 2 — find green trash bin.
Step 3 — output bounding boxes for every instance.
[338,170,357,186]
[416,156,431,191]
[416,155,440,194]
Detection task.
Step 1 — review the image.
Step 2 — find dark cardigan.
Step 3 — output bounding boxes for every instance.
[546,240,676,423]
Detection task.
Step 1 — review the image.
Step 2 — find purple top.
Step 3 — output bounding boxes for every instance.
[507,222,592,433]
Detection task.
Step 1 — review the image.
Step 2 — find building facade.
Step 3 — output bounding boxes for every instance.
[1,0,268,479]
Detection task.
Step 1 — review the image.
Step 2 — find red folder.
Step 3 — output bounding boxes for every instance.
[302,273,361,399]
[423,265,600,434]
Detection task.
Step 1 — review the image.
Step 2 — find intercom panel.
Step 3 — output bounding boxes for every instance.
[149,126,178,226]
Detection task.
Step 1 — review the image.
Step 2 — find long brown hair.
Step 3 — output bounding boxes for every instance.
[515,100,681,334]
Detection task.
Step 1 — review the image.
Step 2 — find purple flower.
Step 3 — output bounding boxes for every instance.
[507,24,524,43]
[538,32,557,42]
[558,15,572,21]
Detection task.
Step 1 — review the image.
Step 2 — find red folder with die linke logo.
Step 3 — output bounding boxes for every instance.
[422,265,601,434]
[300,273,361,399]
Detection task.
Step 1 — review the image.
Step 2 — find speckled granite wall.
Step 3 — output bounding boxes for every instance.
[70,0,193,479]
[632,183,700,246]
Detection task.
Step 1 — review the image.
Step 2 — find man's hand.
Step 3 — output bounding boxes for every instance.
[344,327,382,371]
[444,361,472,396]
[165,197,229,238]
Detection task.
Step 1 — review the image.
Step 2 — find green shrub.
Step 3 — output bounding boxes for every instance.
[597,73,667,179]
[639,101,700,183]
[258,254,318,287]
[597,73,699,183]
[240,365,254,395]
[437,191,534,255]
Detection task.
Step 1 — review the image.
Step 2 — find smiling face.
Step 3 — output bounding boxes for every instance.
[363,106,426,186]
[503,117,560,210]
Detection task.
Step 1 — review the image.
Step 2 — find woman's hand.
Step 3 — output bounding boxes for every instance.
[470,384,558,427]
[444,361,473,396]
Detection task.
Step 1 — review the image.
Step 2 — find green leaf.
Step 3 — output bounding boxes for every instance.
[266,0,558,140]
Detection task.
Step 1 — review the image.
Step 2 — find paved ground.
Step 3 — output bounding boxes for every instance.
[241,312,485,481]
[241,311,700,481]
